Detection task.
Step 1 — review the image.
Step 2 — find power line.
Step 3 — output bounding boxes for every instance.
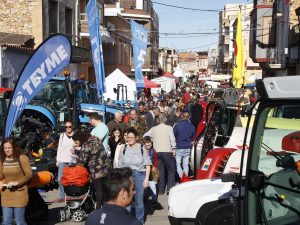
[174,41,219,51]
[152,1,220,12]
[108,27,269,36]
[160,35,217,39]
[152,1,253,13]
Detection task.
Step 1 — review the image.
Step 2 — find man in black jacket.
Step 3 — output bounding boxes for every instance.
[85,168,141,225]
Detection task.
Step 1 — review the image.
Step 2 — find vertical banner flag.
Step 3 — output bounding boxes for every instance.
[131,19,148,89]
[232,9,244,88]
[243,49,248,86]
[4,34,71,137]
[87,0,106,98]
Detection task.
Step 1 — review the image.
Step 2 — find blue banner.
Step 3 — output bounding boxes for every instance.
[4,34,71,137]
[131,19,148,89]
[87,0,106,98]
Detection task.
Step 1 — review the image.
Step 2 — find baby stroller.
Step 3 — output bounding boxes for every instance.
[57,165,95,222]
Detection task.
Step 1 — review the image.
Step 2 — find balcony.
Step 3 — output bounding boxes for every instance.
[265,48,286,69]
[104,0,117,3]
[79,13,115,43]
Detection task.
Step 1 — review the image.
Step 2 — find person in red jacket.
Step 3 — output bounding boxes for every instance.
[182,88,191,105]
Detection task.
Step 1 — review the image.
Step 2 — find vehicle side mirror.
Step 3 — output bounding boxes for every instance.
[215,135,230,147]
[248,170,265,191]
[222,173,239,183]
[113,88,117,93]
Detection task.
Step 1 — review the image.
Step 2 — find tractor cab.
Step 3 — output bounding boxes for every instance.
[169,76,300,225]
[209,76,300,225]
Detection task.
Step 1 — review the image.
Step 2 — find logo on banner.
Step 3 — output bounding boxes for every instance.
[91,37,100,65]
[4,35,71,138]
[134,27,148,42]
[12,45,68,108]
[131,19,148,89]
[13,92,27,109]
[136,49,146,69]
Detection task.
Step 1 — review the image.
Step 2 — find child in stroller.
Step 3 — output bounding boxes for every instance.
[57,165,95,222]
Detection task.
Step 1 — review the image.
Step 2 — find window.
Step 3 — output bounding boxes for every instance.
[248,104,300,225]
[49,0,58,34]
[120,0,136,9]
[262,16,272,45]
[65,7,73,36]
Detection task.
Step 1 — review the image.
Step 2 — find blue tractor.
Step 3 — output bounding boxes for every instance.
[15,76,129,174]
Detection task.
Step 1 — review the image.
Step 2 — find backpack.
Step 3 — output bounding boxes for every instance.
[123,144,144,155]
[61,164,90,187]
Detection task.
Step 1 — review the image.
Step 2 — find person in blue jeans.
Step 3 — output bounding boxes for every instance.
[56,120,75,202]
[173,111,196,179]
[118,128,152,224]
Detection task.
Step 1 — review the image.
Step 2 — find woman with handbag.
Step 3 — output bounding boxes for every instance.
[0,138,32,225]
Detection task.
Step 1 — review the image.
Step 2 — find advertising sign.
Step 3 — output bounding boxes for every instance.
[131,19,148,89]
[4,34,71,137]
[87,0,106,97]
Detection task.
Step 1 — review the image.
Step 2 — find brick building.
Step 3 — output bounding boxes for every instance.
[105,0,159,79]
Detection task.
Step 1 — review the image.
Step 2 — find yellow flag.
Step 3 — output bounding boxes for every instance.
[232,9,243,88]
[243,49,248,86]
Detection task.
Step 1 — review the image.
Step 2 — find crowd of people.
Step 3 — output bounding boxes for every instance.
[1,78,237,225]
[51,81,206,224]
[0,80,208,225]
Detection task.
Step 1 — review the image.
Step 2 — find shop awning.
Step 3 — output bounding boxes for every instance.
[144,77,161,88]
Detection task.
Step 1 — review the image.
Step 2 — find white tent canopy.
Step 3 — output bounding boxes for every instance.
[104,69,136,101]
[173,66,184,77]
[174,65,189,82]
[151,76,176,94]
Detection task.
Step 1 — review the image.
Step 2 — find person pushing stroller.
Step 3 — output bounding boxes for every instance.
[72,130,111,209]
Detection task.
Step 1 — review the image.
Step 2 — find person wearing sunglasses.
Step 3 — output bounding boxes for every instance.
[55,120,75,202]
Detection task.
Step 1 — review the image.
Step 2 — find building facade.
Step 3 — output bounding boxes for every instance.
[218,4,240,74]
[105,0,159,78]
[158,48,178,74]
[0,0,129,86]
[250,0,300,76]
[218,3,260,77]
[208,48,218,75]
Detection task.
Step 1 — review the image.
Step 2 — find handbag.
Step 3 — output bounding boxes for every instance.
[151,166,159,182]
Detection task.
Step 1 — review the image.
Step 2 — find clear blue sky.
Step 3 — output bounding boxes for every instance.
[153,0,251,52]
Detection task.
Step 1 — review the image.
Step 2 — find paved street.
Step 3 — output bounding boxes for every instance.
[40,189,170,225]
